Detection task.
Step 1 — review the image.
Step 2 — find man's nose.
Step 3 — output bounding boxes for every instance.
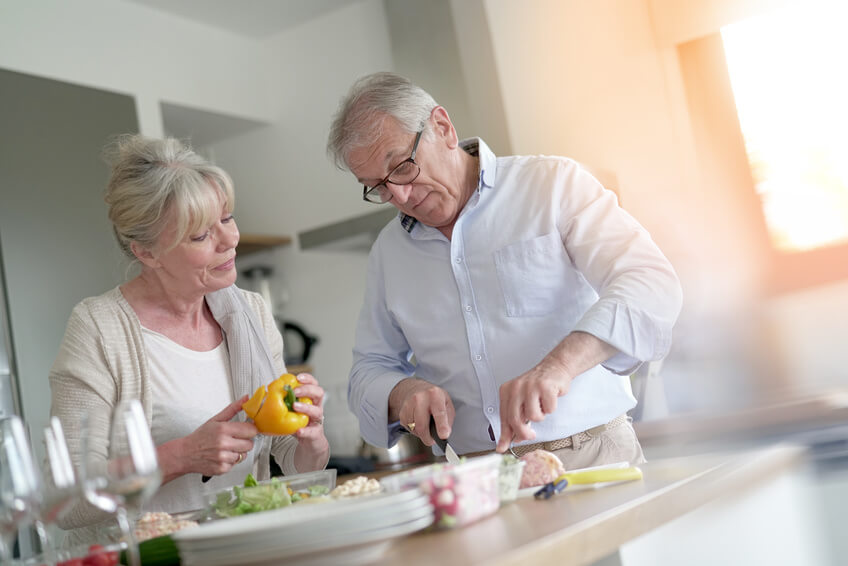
[386,181,413,204]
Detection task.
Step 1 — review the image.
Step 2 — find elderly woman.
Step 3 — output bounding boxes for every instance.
[49,134,329,542]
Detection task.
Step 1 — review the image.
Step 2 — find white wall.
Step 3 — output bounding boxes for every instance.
[0,0,279,132]
[2,0,845,460]
[207,0,394,456]
[0,70,137,460]
[480,0,848,413]
[0,0,394,457]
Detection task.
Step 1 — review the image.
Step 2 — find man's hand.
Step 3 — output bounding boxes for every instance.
[389,378,455,446]
[496,361,572,453]
[496,331,619,453]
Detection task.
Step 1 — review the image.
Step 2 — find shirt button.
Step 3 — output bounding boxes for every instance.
[487,406,495,414]
[475,354,482,361]
[465,305,472,312]
[455,257,462,263]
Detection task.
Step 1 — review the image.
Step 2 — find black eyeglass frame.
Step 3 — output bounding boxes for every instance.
[362,129,423,204]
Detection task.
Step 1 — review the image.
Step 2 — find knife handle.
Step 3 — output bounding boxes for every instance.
[556,466,643,485]
[428,417,449,454]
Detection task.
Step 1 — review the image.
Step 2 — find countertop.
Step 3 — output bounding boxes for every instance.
[634,390,848,449]
[362,443,805,566]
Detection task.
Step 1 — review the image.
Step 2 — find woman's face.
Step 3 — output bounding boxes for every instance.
[147,195,240,297]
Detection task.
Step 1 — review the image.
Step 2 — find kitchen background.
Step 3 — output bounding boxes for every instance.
[1,0,846,529]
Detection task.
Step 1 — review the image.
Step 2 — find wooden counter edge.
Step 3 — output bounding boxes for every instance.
[491,444,806,566]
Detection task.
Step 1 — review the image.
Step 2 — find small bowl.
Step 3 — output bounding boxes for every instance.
[209,468,337,517]
[380,454,502,529]
[498,457,527,504]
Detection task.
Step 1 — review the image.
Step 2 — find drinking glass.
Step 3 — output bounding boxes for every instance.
[0,416,42,564]
[41,417,82,524]
[97,401,161,566]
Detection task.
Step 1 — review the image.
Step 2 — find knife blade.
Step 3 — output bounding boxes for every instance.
[429,417,461,464]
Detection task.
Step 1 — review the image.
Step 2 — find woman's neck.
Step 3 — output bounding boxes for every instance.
[120,274,222,351]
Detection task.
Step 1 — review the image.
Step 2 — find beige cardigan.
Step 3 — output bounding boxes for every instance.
[49,285,298,540]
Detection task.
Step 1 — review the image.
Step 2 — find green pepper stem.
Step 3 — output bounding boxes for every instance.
[283,385,296,412]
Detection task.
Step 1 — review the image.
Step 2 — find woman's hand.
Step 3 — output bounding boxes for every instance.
[158,395,258,483]
[290,373,330,472]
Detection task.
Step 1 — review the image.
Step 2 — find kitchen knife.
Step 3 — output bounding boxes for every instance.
[534,466,643,499]
[429,417,461,465]
[555,466,643,485]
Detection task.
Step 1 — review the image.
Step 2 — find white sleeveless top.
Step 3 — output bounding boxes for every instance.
[142,327,254,514]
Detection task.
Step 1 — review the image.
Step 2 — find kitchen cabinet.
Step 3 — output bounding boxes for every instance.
[236,234,292,256]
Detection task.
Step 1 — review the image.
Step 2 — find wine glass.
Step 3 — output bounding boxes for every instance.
[41,416,84,525]
[99,401,161,566]
[0,416,42,564]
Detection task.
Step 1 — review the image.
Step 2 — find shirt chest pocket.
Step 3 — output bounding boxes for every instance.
[493,231,577,317]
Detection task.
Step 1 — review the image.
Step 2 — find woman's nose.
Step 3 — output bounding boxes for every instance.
[218,224,239,250]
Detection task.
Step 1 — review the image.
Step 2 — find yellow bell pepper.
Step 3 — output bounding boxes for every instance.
[242,373,313,435]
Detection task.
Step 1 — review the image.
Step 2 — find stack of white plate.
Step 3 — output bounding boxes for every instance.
[173,488,433,566]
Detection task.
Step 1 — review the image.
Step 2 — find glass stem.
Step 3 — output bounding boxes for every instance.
[34,520,58,566]
[115,506,141,566]
[0,534,12,565]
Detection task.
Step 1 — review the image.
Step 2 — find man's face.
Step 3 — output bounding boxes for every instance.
[348,114,467,230]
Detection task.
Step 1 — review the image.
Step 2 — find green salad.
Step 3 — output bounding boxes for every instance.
[213,473,331,517]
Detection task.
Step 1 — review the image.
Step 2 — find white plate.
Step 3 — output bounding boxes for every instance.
[176,488,423,543]
[179,505,434,566]
[176,494,431,554]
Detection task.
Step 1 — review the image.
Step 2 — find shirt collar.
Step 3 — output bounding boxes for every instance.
[399,137,496,233]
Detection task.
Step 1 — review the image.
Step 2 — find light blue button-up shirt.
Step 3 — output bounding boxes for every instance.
[348,138,682,455]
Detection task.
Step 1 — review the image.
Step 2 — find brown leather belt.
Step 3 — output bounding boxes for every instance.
[465,414,629,458]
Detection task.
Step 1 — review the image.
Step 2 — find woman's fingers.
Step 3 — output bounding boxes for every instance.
[208,394,249,423]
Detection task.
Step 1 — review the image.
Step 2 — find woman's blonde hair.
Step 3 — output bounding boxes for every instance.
[103,134,235,260]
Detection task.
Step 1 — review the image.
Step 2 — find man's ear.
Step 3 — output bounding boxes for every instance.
[430,106,459,149]
[130,241,159,268]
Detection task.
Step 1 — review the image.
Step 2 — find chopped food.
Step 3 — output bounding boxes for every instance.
[133,511,199,542]
[56,544,119,566]
[498,454,526,502]
[213,473,332,517]
[213,476,292,517]
[381,455,502,529]
[519,449,566,489]
[330,476,381,497]
[290,484,331,502]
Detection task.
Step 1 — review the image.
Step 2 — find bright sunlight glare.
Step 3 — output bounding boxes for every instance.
[721,1,848,253]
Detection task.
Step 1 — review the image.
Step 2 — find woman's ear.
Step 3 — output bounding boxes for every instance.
[430,106,459,149]
[130,241,159,268]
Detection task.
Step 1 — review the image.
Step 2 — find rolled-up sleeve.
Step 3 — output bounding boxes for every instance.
[348,240,416,448]
[562,166,683,374]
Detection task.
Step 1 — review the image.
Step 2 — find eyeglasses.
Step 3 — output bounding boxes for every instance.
[362,129,423,204]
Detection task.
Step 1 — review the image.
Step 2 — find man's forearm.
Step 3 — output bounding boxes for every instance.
[543,331,619,381]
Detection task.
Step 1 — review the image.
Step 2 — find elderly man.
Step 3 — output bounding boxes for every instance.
[327,72,682,469]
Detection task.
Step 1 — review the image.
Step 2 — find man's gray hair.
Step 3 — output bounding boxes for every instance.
[327,72,438,170]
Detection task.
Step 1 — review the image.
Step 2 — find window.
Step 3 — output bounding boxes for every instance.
[721,4,848,254]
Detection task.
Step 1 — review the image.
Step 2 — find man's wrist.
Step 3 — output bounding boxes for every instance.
[388,377,422,422]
